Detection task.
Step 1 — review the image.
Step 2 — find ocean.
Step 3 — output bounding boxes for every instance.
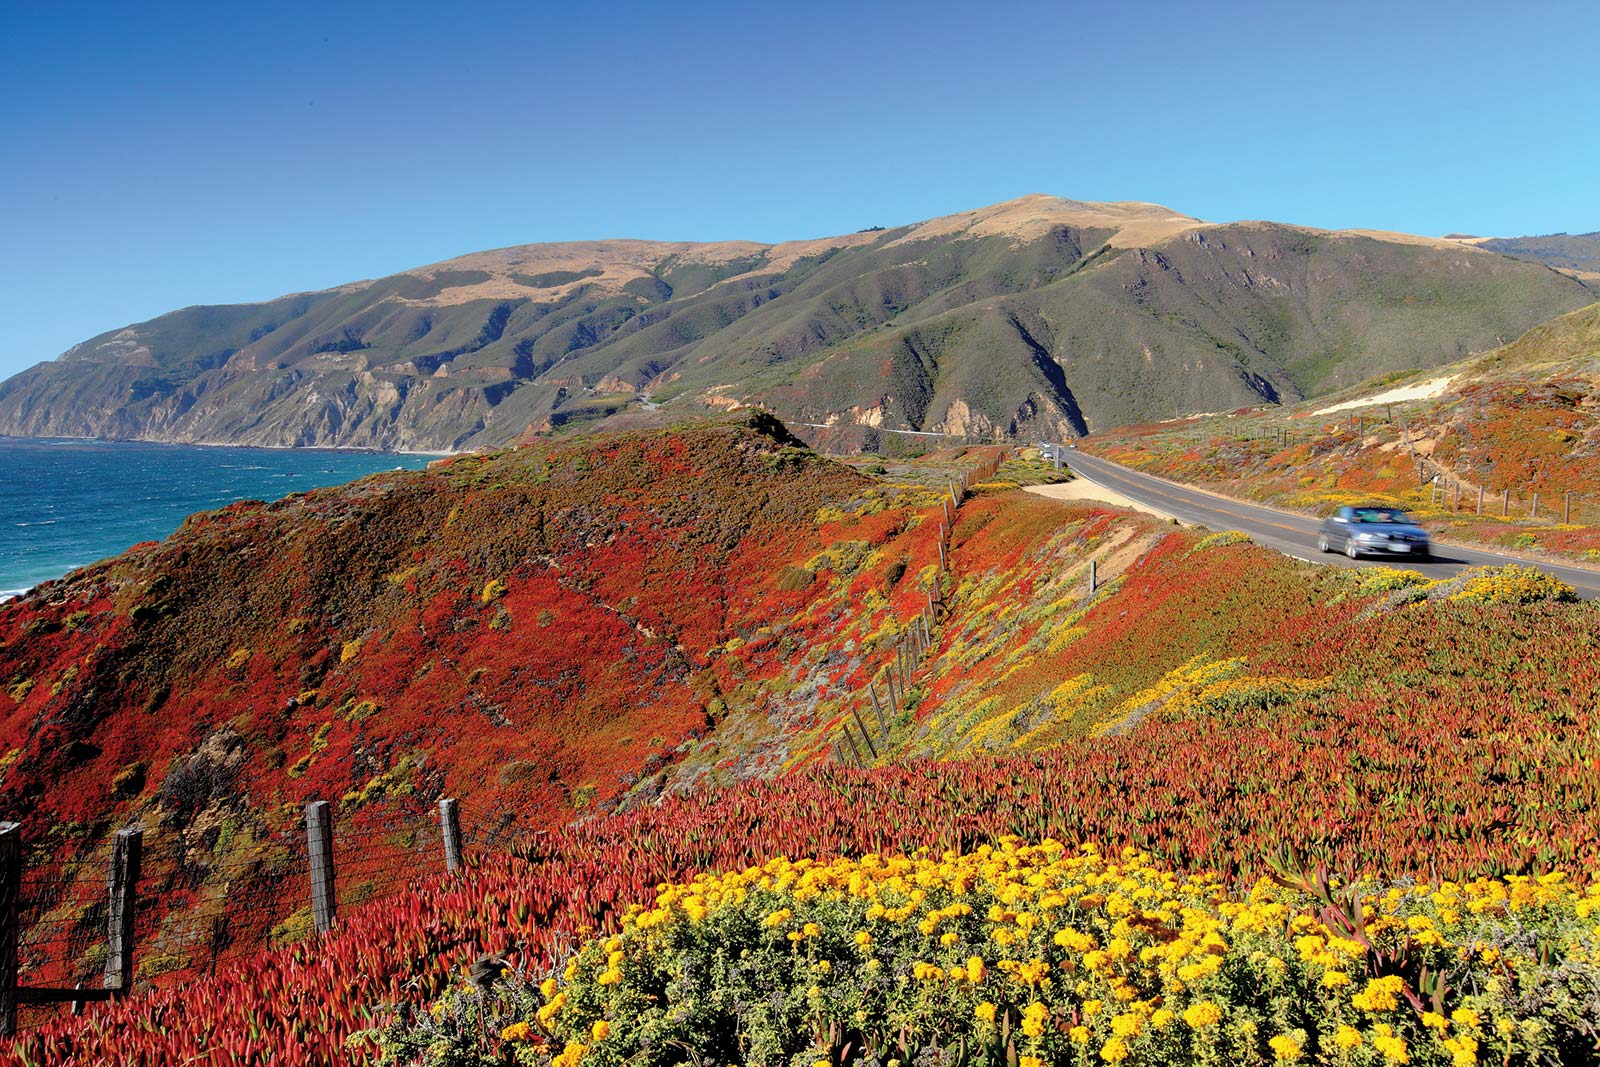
[0,437,434,598]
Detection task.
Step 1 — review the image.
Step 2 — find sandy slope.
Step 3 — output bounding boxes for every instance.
[1313,374,1458,415]
[1023,479,1177,520]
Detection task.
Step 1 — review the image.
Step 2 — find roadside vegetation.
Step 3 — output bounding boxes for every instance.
[1082,303,1600,565]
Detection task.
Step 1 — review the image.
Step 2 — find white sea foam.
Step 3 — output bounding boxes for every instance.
[0,589,25,603]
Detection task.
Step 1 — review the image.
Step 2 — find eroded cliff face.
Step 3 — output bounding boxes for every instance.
[2,195,1591,451]
[0,357,504,450]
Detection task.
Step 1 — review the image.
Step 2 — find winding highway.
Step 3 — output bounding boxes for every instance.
[1061,449,1600,600]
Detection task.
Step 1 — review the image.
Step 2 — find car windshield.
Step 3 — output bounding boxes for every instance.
[1352,508,1408,524]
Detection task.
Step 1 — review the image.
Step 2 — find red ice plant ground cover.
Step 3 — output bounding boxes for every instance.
[5,472,1598,1063]
[0,415,970,989]
[8,572,1599,1064]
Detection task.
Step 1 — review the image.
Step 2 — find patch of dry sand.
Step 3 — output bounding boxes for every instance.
[1024,480,1179,522]
[1313,374,1458,415]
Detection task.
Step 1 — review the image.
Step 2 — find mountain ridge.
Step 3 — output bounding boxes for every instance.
[1,194,1591,452]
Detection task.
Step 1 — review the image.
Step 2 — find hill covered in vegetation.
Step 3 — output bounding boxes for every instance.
[1475,230,1600,277]
[0,413,930,978]
[1082,302,1600,562]
[2,416,1596,1065]
[0,196,1592,452]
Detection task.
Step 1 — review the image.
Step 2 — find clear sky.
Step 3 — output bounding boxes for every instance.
[3,0,1596,380]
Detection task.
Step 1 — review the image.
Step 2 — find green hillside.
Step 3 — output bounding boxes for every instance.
[1478,230,1600,275]
[0,196,1590,451]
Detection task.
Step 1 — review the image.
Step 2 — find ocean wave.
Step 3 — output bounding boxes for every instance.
[0,589,25,603]
[14,520,57,527]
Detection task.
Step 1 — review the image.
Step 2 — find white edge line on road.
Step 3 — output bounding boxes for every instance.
[1065,451,1600,596]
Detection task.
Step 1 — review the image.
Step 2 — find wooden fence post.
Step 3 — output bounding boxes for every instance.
[1089,559,1097,594]
[1532,492,1539,519]
[832,741,847,766]
[105,826,142,992]
[885,668,900,715]
[1502,489,1510,517]
[850,707,878,759]
[868,683,888,739]
[1565,492,1572,524]
[439,798,463,875]
[841,724,863,766]
[305,800,336,934]
[0,822,18,1037]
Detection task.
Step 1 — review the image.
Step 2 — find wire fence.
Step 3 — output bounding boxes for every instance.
[2,797,504,1034]
[1201,415,1600,528]
[0,448,1020,1035]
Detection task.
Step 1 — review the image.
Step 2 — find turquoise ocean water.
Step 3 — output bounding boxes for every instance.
[0,437,433,598]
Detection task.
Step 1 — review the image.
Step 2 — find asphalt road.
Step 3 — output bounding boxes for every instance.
[1062,449,1600,600]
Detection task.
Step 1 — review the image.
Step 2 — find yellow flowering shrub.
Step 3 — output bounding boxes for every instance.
[1353,568,1436,595]
[372,841,1600,1067]
[1450,565,1577,605]
[1191,530,1252,553]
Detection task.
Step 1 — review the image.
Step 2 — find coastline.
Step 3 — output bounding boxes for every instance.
[0,432,466,458]
[1,437,444,599]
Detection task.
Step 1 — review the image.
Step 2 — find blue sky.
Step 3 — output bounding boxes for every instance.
[2,0,1596,380]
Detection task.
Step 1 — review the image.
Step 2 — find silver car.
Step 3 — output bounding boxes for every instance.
[1318,505,1431,560]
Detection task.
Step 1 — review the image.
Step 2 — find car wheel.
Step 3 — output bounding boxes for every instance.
[1317,534,1330,553]
[1345,539,1360,560]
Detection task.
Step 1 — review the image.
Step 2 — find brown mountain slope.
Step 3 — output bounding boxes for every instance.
[0,195,1590,451]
